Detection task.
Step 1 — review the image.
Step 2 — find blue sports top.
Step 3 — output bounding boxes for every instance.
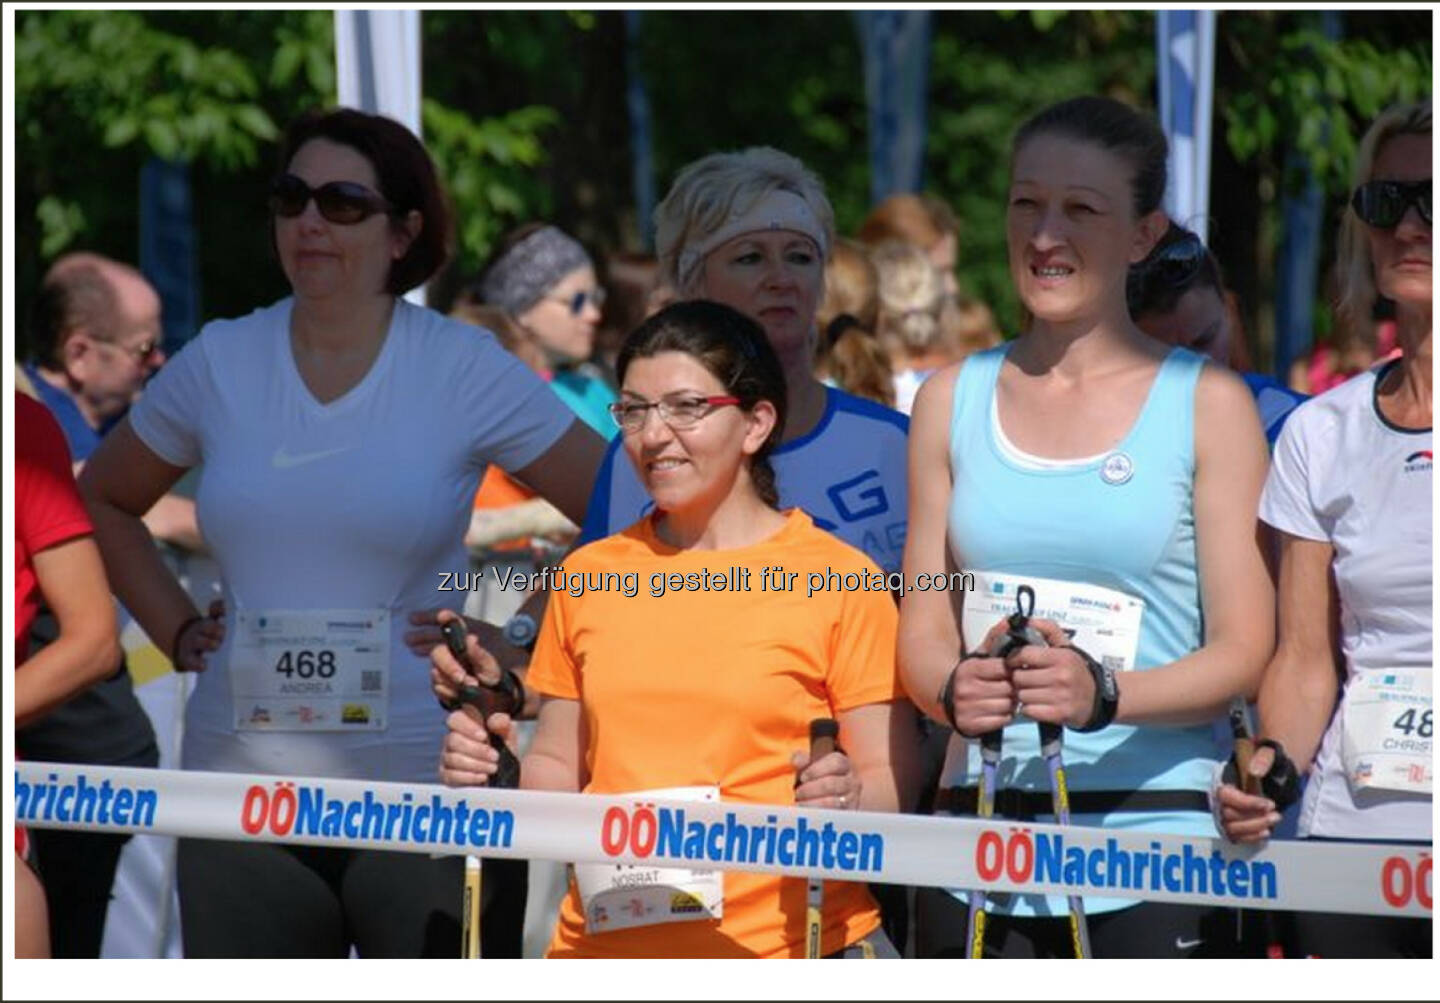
[944,343,1217,916]
[1241,371,1307,448]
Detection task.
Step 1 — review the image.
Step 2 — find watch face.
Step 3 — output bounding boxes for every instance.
[1101,668,1119,701]
[504,614,537,648]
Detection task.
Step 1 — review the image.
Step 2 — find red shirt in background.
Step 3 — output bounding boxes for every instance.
[14,392,94,663]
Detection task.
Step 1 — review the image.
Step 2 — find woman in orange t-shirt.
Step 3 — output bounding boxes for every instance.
[437,301,918,957]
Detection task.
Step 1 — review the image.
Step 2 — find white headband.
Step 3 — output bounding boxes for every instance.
[676,190,829,287]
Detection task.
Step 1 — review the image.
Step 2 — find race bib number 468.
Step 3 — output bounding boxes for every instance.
[230,609,390,732]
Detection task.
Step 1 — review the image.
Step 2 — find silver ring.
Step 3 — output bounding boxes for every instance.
[837,794,848,809]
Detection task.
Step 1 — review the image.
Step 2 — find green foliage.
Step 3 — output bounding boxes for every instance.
[422,100,561,274]
[269,10,337,96]
[16,10,280,256]
[35,197,86,260]
[638,12,870,233]
[16,9,277,270]
[13,8,1427,359]
[1223,21,1431,198]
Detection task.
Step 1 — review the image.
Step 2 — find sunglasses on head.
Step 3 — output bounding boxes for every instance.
[268,173,395,225]
[1351,179,1432,229]
[549,288,607,316]
[1136,232,1206,289]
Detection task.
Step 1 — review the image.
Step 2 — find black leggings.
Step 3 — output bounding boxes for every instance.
[915,886,1240,958]
[29,827,131,958]
[177,838,526,958]
[1290,910,1432,958]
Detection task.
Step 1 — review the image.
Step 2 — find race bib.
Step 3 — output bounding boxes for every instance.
[574,786,723,934]
[961,571,1145,673]
[942,573,1147,788]
[230,609,390,732]
[1342,669,1433,797]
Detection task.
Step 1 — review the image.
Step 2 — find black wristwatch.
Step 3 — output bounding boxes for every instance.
[1069,645,1119,732]
[502,611,539,654]
[488,667,527,718]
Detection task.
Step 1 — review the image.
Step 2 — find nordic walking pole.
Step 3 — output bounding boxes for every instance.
[442,617,522,958]
[967,584,1051,959]
[1230,698,1283,958]
[806,717,839,958]
[462,855,482,959]
[965,728,1003,958]
[1038,721,1093,958]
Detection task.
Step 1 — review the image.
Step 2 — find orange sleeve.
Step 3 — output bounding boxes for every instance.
[472,465,535,511]
[824,564,902,712]
[525,578,581,701]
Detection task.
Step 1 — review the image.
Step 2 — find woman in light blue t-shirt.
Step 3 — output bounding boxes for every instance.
[898,96,1274,958]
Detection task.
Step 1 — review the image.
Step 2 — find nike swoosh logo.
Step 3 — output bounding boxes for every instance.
[1175,937,1203,951]
[272,444,356,469]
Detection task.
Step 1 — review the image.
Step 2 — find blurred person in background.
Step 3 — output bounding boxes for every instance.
[447,296,578,574]
[476,222,618,438]
[23,253,202,548]
[870,240,957,415]
[1128,221,1308,447]
[857,192,962,299]
[942,295,1004,359]
[79,107,604,958]
[814,236,894,407]
[1288,300,1400,396]
[594,250,673,374]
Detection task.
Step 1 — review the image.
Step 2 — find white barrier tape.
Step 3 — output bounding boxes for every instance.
[13,762,1431,918]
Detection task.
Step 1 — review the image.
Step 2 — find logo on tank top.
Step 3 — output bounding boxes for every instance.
[1099,451,1134,486]
[1404,450,1432,473]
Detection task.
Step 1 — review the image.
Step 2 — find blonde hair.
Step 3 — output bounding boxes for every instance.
[1336,99,1431,330]
[819,320,895,409]
[871,240,945,355]
[857,192,958,252]
[945,295,1004,358]
[653,147,836,294]
[817,238,879,334]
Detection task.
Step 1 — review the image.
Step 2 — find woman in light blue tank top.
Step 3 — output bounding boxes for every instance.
[898,96,1275,958]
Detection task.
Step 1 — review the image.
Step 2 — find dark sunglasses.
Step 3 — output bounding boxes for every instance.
[1135,232,1206,289]
[548,288,608,316]
[1351,179,1432,229]
[268,173,395,225]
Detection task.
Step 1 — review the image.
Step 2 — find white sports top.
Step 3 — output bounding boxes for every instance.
[1260,361,1432,840]
[131,297,575,782]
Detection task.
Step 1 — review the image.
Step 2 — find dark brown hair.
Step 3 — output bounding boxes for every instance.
[1013,96,1169,218]
[1126,220,1225,318]
[276,108,453,294]
[616,300,788,508]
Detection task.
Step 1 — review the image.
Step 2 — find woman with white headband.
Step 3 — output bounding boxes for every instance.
[578,147,912,581]
[477,222,617,437]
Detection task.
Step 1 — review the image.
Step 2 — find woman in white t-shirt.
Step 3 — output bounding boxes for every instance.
[1215,100,1431,958]
[79,108,604,958]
